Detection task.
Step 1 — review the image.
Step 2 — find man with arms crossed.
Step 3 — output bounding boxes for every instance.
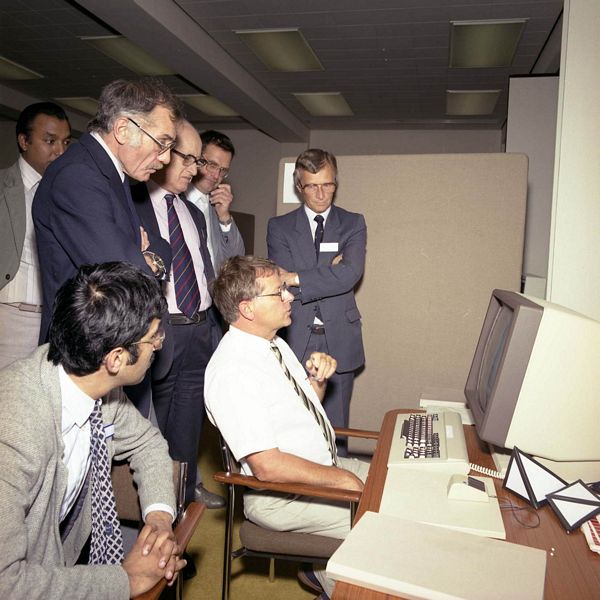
[267,149,366,456]
[205,255,369,598]
[186,130,244,272]
[0,262,185,599]
[0,102,71,368]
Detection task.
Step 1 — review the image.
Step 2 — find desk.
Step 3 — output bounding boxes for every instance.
[333,409,600,600]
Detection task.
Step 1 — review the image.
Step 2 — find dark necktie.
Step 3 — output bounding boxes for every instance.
[314,215,325,259]
[89,399,124,565]
[165,194,201,318]
[270,342,338,466]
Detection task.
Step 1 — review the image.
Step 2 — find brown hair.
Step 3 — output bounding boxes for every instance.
[211,256,279,324]
[293,148,338,187]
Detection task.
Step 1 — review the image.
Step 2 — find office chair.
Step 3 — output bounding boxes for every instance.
[111,460,206,600]
[213,427,379,600]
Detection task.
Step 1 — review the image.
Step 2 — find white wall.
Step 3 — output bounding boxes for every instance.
[548,0,600,319]
[506,76,559,282]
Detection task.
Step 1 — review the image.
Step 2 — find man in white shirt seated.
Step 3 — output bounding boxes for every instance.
[205,255,370,599]
[0,262,185,599]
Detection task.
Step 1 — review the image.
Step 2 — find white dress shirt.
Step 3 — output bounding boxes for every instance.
[148,181,211,312]
[0,157,43,305]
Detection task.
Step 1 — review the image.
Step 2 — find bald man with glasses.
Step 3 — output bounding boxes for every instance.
[131,120,225,509]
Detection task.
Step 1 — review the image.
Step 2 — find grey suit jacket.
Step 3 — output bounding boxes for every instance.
[206,201,245,273]
[0,162,26,290]
[0,346,175,599]
[185,189,245,272]
[267,204,367,373]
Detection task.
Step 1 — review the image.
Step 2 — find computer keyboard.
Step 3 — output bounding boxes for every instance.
[387,411,470,474]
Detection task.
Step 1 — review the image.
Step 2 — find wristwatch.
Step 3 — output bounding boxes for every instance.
[218,216,233,226]
[142,251,166,279]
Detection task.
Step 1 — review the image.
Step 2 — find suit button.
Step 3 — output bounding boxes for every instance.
[5,274,10,280]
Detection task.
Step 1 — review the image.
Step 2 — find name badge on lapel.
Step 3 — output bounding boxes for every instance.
[103,423,115,439]
[320,242,339,253]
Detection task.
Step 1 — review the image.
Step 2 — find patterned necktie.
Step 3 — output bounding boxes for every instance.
[89,398,125,565]
[165,193,201,318]
[314,215,325,259]
[270,342,338,466]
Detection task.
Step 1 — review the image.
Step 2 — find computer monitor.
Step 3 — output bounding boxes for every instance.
[464,289,600,481]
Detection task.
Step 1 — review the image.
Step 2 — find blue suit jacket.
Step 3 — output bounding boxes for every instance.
[267,204,366,373]
[32,133,171,341]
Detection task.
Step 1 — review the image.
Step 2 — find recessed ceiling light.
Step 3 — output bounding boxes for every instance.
[235,29,323,72]
[80,36,175,76]
[449,20,527,68]
[446,90,501,115]
[293,93,353,117]
[179,94,238,117]
[0,56,43,80]
[55,97,99,116]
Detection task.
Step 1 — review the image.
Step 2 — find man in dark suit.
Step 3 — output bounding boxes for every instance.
[132,120,224,507]
[32,78,179,415]
[267,149,367,455]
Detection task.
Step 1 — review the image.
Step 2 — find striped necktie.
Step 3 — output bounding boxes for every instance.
[165,193,201,318]
[88,399,124,565]
[270,342,338,466]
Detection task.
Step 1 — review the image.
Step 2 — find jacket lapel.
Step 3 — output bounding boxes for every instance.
[3,163,27,253]
[294,207,318,268]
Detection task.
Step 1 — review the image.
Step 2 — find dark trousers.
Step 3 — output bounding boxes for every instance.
[301,330,355,457]
[152,316,217,503]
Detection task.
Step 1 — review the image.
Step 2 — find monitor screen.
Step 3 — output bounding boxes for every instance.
[465,289,600,478]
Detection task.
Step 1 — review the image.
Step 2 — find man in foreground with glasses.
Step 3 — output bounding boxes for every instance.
[185,130,244,272]
[267,148,367,456]
[0,262,185,598]
[205,255,369,599]
[33,78,179,348]
[132,120,225,509]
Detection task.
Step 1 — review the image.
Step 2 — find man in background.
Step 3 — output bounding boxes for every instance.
[0,102,71,368]
[0,262,185,599]
[185,130,244,272]
[133,120,224,508]
[267,149,367,455]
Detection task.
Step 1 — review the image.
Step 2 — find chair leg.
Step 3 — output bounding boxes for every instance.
[222,483,235,600]
[268,557,275,583]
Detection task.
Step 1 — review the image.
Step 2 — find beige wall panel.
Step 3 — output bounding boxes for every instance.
[277,153,527,434]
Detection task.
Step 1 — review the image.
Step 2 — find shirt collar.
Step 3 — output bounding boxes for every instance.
[58,365,96,432]
[304,204,331,224]
[148,179,181,204]
[91,131,125,182]
[186,184,209,206]
[229,324,281,356]
[18,155,42,192]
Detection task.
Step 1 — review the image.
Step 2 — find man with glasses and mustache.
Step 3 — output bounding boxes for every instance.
[185,130,244,272]
[267,149,367,457]
[131,120,225,509]
[33,78,180,348]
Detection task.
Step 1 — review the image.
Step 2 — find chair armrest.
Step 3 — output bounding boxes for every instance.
[133,501,206,600]
[334,427,379,440]
[213,471,361,504]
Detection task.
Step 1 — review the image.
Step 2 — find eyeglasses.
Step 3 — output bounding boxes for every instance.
[200,156,229,179]
[172,148,205,167]
[131,327,166,351]
[300,182,337,194]
[255,282,290,302]
[127,117,176,155]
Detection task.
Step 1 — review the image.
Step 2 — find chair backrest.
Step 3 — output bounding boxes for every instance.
[219,435,240,476]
